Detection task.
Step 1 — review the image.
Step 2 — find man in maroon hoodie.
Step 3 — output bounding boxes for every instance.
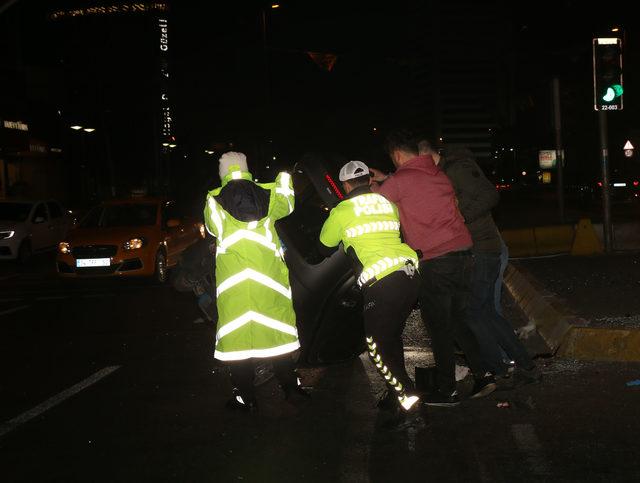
[370,128,496,406]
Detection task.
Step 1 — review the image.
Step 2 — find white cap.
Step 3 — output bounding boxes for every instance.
[219,151,248,179]
[339,160,369,181]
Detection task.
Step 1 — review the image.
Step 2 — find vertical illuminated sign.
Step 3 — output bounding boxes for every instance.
[158,17,173,143]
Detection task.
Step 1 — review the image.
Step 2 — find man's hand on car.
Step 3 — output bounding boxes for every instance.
[369,167,389,183]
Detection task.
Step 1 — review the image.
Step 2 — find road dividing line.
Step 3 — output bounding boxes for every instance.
[511,423,550,477]
[82,293,114,298]
[0,365,121,438]
[0,305,29,317]
[35,295,68,301]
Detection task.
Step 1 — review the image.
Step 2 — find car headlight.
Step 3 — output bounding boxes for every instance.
[123,237,145,250]
[58,242,71,254]
[0,230,15,240]
[199,223,206,238]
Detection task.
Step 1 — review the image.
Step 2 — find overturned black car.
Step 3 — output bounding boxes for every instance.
[173,153,365,364]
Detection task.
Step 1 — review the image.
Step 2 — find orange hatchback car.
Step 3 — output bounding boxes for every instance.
[56,197,204,282]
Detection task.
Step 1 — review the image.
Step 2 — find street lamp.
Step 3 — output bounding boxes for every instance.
[69,125,97,201]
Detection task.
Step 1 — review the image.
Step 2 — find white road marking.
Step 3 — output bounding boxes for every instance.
[35,295,68,301]
[0,366,121,439]
[0,305,29,317]
[82,293,114,298]
[0,274,19,282]
[511,423,550,477]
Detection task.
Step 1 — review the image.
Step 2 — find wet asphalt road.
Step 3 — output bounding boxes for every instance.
[1,253,640,482]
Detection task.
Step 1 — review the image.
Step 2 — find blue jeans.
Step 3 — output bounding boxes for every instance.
[494,239,509,316]
[467,251,534,375]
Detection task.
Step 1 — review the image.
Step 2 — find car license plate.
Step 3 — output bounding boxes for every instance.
[76,258,111,268]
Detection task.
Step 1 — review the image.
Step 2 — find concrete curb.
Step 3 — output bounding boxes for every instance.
[557,327,640,362]
[503,264,573,353]
[504,262,640,362]
[501,220,640,257]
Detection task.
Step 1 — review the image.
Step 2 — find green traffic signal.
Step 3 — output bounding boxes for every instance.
[603,87,615,102]
[602,84,624,102]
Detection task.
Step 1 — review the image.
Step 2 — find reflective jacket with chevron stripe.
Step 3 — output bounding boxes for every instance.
[319,187,419,287]
[203,169,299,361]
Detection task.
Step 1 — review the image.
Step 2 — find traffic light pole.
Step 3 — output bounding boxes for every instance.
[552,77,565,223]
[598,110,613,252]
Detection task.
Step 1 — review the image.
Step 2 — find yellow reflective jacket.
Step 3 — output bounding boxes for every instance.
[204,169,299,361]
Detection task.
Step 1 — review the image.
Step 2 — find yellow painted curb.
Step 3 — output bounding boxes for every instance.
[503,264,572,352]
[557,326,640,362]
[501,225,575,257]
[571,218,603,256]
[505,263,640,362]
[534,225,574,254]
[501,228,536,257]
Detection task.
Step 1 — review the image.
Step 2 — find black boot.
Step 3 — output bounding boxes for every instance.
[469,373,498,399]
[383,400,427,432]
[376,389,399,411]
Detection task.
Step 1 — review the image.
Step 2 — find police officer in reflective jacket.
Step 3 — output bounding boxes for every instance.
[204,151,309,411]
[318,161,422,424]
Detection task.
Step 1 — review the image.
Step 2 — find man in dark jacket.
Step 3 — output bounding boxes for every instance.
[418,140,540,386]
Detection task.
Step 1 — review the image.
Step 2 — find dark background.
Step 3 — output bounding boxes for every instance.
[1,0,639,208]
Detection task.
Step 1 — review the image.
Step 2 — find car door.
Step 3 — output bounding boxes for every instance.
[29,202,55,250]
[174,201,200,251]
[161,201,183,265]
[46,201,67,243]
[275,152,365,364]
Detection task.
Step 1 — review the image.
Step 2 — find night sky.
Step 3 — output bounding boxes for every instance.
[1,0,638,201]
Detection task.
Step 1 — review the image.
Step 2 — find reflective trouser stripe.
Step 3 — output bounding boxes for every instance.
[366,336,419,411]
[216,310,298,341]
[217,268,292,299]
[366,336,404,394]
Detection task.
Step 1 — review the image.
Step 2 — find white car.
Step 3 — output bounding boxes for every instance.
[0,199,73,262]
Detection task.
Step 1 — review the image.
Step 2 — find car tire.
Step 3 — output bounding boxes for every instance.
[18,240,32,264]
[154,249,168,284]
